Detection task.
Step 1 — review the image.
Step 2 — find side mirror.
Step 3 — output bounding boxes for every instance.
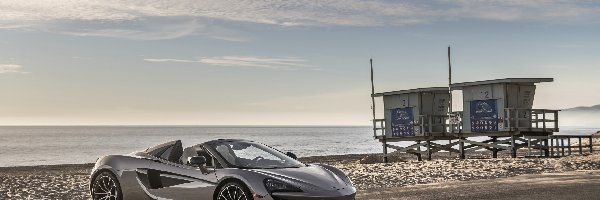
[188,156,209,174]
[188,156,207,166]
[286,152,297,160]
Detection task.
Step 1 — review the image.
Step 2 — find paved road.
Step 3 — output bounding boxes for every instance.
[356,170,600,200]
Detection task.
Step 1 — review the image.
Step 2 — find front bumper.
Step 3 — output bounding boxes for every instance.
[270,193,356,200]
[262,186,356,200]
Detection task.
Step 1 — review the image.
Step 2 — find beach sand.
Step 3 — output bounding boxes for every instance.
[1,152,600,199]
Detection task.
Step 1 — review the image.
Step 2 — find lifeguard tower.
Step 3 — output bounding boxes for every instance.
[449,78,559,158]
[372,87,455,161]
[371,78,560,161]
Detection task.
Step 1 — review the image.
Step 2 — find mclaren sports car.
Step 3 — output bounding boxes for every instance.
[90,139,356,200]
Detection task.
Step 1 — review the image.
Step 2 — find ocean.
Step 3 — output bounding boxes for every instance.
[0,126,597,167]
[0,126,381,167]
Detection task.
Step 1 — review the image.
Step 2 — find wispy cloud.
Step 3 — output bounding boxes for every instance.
[144,56,316,70]
[58,22,198,41]
[43,17,249,41]
[144,58,200,63]
[0,64,28,74]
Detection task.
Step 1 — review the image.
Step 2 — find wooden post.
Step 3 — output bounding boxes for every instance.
[590,136,594,153]
[382,139,388,163]
[448,139,452,157]
[579,137,583,155]
[416,141,422,161]
[568,137,571,155]
[511,134,517,158]
[540,139,544,157]
[550,138,554,157]
[527,138,532,156]
[370,58,377,138]
[459,135,465,159]
[561,139,565,156]
[426,140,432,161]
[544,138,550,157]
[492,137,498,158]
[554,111,559,130]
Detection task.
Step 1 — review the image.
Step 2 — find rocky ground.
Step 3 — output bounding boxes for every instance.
[0,164,92,199]
[333,153,600,190]
[1,152,600,199]
[573,131,600,151]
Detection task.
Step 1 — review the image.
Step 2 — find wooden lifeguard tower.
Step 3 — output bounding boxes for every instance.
[372,79,560,161]
[369,53,561,161]
[372,87,455,161]
[449,78,560,158]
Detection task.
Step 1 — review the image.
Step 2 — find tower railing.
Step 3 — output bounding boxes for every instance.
[416,115,450,136]
[373,119,386,138]
[503,108,559,132]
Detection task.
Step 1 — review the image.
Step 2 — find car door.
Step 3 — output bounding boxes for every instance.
[146,161,218,200]
[143,143,219,200]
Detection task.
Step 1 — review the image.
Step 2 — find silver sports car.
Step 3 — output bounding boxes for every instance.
[90,139,356,200]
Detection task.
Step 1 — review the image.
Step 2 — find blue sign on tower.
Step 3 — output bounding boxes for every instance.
[470,99,498,132]
[390,107,414,137]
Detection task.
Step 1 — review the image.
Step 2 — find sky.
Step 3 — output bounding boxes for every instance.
[0,0,599,125]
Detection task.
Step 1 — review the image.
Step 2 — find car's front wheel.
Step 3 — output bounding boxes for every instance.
[216,181,253,200]
[91,171,123,200]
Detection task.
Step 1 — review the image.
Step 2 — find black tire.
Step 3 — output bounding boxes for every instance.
[215,181,254,200]
[91,171,123,200]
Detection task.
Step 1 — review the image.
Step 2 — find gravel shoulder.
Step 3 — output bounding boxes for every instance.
[357,170,600,200]
[332,153,600,190]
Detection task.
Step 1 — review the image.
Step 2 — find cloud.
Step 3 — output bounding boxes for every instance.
[1,1,598,40]
[144,56,317,70]
[144,58,199,63]
[34,17,248,41]
[1,1,598,27]
[443,0,600,22]
[0,64,28,74]
[57,20,199,41]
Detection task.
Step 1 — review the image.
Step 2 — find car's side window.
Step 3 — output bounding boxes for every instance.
[159,146,174,161]
[215,144,236,165]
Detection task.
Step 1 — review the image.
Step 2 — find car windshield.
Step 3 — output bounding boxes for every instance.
[208,141,305,169]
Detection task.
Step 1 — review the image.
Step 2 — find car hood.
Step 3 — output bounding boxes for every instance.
[247,165,350,191]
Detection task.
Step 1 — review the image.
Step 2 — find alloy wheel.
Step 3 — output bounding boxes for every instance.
[217,183,250,200]
[92,173,119,200]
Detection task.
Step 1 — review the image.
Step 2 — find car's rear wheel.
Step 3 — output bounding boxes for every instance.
[216,181,253,200]
[91,171,123,200]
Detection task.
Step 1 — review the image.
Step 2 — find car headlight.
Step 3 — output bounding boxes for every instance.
[263,178,302,193]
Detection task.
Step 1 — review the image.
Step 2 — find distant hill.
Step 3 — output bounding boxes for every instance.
[563,104,600,112]
[561,104,600,127]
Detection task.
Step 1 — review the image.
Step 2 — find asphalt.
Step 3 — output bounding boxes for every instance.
[356,170,600,200]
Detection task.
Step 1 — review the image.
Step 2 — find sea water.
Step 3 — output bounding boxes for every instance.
[0,126,596,167]
[0,126,382,167]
